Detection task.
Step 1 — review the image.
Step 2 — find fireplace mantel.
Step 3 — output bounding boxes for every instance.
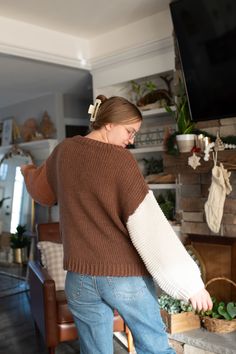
[163,150,236,175]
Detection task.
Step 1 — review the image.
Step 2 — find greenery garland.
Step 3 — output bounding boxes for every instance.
[165,129,236,155]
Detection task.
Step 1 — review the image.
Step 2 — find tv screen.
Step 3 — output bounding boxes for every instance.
[170,0,236,122]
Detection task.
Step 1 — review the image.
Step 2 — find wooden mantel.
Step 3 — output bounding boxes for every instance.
[163,150,236,174]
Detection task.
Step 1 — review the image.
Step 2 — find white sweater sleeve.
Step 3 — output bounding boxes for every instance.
[127,190,204,302]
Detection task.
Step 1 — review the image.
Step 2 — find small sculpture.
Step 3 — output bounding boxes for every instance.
[39,111,56,139]
[21,118,38,142]
[214,131,225,151]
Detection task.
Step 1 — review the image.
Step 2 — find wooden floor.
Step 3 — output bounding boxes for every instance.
[0,264,128,354]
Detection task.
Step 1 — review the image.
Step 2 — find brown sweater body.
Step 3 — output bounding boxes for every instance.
[24,136,149,276]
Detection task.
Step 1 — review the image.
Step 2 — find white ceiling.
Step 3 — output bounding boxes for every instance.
[0,0,171,108]
[0,0,170,38]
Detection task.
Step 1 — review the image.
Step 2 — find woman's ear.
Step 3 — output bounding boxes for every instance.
[104,123,114,132]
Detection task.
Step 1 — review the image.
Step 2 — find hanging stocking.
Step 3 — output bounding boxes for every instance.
[204,163,232,233]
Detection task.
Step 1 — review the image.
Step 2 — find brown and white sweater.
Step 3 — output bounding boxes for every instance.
[22,135,204,301]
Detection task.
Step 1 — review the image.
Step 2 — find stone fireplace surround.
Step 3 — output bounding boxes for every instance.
[163,128,236,353]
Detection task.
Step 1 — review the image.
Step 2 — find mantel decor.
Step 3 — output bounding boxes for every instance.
[163,150,236,174]
[165,129,236,156]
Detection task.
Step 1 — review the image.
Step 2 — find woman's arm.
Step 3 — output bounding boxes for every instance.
[21,163,57,206]
[127,190,212,311]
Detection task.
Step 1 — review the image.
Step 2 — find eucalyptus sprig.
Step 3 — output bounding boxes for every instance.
[158,293,193,314]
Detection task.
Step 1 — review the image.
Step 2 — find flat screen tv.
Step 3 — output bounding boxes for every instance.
[169,0,236,122]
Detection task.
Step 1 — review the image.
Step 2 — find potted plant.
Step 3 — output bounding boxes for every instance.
[200,277,236,333]
[10,224,29,264]
[165,81,196,153]
[130,76,173,109]
[158,293,200,333]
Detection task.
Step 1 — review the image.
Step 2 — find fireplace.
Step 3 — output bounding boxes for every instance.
[187,234,236,302]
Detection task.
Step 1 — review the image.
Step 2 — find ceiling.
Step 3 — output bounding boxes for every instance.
[0,0,170,38]
[0,0,171,108]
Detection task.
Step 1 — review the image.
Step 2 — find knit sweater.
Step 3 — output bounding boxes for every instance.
[23,135,204,301]
[23,136,149,276]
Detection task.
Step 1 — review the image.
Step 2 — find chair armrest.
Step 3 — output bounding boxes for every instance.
[28,260,59,347]
[28,260,54,283]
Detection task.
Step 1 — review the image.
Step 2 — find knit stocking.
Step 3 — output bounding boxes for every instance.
[204,163,232,233]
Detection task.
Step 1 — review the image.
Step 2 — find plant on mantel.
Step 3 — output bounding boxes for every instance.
[165,81,194,135]
[164,80,196,154]
[164,77,236,155]
[165,128,236,156]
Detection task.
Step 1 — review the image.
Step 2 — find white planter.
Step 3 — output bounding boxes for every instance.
[176,134,196,153]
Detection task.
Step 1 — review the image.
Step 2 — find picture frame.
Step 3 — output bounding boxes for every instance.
[1,118,13,146]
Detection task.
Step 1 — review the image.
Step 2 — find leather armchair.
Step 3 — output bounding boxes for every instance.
[28,222,133,354]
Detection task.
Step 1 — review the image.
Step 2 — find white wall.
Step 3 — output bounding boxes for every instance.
[0,93,59,137]
[0,94,55,123]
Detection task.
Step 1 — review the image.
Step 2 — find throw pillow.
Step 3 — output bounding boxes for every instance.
[37,241,67,290]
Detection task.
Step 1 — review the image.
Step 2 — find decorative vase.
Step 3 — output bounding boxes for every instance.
[176,134,196,153]
[13,247,28,264]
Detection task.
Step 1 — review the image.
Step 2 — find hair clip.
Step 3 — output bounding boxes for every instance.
[88,99,102,122]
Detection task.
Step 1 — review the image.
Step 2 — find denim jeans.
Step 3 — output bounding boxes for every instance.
[65,272,175,354]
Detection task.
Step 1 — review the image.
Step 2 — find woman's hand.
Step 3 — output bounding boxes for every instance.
[21,164,34,175]
[190,288,213,312]
[20,164,29,175]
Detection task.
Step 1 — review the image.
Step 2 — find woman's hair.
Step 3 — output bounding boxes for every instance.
[90,95,142,130]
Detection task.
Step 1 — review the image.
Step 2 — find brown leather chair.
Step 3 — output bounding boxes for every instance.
[28,222,133,354]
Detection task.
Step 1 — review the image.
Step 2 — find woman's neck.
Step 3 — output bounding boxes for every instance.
[86,129,109,144]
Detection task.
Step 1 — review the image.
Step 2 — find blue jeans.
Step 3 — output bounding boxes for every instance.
[65,272,175,354]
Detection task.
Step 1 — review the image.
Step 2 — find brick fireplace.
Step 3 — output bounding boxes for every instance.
[163,148,236,302]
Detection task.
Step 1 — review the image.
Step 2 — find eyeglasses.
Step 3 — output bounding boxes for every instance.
[123,126,138,140]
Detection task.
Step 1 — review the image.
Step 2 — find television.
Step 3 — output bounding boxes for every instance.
[169,0,236,122]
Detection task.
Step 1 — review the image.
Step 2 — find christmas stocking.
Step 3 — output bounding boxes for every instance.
[204,163,232,233]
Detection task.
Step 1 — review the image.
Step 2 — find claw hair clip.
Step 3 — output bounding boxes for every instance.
[88,99,102,121]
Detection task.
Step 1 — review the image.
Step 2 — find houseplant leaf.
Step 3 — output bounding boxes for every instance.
[218,304,232,320]
[227,302,236,319]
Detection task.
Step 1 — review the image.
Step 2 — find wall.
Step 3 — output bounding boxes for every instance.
[0,93,59,139]
[164,118,236,238]
[181,118,236,238]
[91,36,174,98]
[180,170,236,237]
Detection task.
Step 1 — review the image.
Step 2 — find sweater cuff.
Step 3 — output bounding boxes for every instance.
[22,163,57,206]
[127,190,204,301]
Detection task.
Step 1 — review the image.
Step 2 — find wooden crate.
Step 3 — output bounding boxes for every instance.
[161,310,200,334]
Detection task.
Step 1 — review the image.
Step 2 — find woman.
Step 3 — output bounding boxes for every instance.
[21,95,212,354]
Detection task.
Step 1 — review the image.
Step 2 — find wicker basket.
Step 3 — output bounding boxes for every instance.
[201,277,236,333]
